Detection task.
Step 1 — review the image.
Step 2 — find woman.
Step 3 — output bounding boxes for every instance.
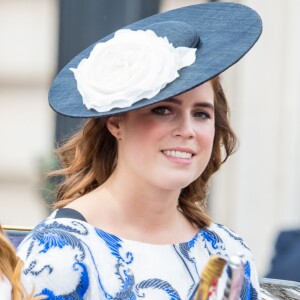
[0,226,21,300]
[17,2,262,299]
[0,226,41,300]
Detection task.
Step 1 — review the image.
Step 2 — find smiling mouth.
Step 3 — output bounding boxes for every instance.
[162,150,193,159]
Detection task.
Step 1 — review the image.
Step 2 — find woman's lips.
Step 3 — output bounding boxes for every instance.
[162,150,192,159]
[161,148,195,164]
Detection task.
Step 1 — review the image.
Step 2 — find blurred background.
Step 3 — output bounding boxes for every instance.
[1,0,300,281]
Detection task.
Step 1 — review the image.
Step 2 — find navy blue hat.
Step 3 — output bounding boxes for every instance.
[49,2,262,118]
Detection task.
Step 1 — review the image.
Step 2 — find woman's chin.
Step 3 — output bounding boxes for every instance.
[154,178,196,192]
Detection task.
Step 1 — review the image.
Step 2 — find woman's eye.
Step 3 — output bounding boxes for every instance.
[194,111,211,119]
[151,106,171,116]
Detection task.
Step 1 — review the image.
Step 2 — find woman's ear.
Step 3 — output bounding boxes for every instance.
[106,116,122,140]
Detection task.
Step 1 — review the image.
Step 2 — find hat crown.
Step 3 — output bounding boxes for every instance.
[144,21,200,48]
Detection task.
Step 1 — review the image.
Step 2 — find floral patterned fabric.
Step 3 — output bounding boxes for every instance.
[17,210,261,299]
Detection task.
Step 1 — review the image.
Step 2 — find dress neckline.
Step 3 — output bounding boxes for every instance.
[52,208,206,247]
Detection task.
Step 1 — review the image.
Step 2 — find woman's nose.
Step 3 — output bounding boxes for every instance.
[172,114,195,139]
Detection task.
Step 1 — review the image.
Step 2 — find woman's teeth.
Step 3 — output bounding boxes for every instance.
[163,150,192,159]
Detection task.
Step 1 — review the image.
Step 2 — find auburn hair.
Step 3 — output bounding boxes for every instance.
[51,76,237,228]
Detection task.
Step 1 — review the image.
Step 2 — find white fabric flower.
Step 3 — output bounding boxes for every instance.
[70,29,196,112]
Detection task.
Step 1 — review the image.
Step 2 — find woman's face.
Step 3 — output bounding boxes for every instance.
[108,81,215,191]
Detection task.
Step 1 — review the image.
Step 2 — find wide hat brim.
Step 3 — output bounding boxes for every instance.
[49,2,262,118]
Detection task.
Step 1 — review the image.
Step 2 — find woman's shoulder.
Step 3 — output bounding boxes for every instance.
[197,223,261,299]
[17,210,91,256]
[16,211,95,298]
[196,222,254,259]
[208,223,250,247]
[16,210,94,277]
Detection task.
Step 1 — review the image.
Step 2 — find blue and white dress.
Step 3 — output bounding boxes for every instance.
[17,209,261,299]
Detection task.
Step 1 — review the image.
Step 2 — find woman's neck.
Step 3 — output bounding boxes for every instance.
[68,167,198,244]
[101,169,181,231]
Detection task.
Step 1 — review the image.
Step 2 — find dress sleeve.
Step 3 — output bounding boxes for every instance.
[17,219,91,299]
[212,223,262,300]
[238,244,261,300]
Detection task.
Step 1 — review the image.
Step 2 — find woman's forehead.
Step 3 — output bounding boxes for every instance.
[170,81,214,104]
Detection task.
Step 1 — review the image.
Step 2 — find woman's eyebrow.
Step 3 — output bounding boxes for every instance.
[194,102,215,110]
[164,98,214,110]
